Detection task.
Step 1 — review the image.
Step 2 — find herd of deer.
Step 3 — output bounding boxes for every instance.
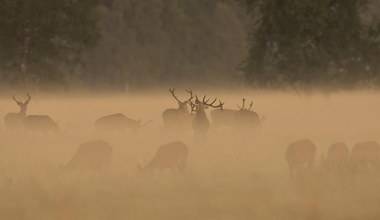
[1,90,261,175]
[2,91,378,179]
[4,89,263,136]
[287,139,380,178]
[161,88,263,136]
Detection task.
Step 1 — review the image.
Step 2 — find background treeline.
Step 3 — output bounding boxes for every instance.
[0,0,379,91]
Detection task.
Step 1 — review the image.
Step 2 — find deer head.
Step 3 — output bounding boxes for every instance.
[13,93,31,115]
[169,88,194,113]
[190,95,224,114]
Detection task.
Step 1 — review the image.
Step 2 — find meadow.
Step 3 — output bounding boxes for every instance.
[0,90,379,220]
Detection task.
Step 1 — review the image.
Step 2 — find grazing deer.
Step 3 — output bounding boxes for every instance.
[95,113,151,133]
[286,139,316,178]
[162,88,193,130]
[138,141,188,174]
[4,93,31,131]
[23,115,61,135]
[349,141,380,173]
[189,95,224,137]
[320,142,349,174]
[235,98,261,131]
[62,140,112,173]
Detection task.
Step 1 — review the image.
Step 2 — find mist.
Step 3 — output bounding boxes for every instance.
[0,90,380,219]
[1,0,380,218]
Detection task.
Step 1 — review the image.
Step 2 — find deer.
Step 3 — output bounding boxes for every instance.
[349,141,380,174]
[189,95,224,138]
[210,106,237,130]
[62,140,112,173]
[234,98,262,131]
[162,88,194,131]
[23,115,61,135]
[4,93,31,131]
[138,141,188,174]
[210,98,262,131]
[320,142,349,174]
[95,113,151,133]
[286,139,316,179]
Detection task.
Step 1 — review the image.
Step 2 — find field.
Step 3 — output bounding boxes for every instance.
[0,90,380,220]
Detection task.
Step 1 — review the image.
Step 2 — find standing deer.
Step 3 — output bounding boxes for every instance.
[138,141,188,174]
[320,142,349,174]
[349,141,380,174]
[210,98,262,132]
[234,98,261,131]
[286,139,316,178]
[4,93,31,131]
[23,115,61,135]
[95,113,151,133]
[190,95,224,137]
[62,140,112,173]
[162,88,193,131]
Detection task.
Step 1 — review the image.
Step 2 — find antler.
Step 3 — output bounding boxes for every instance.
[25,93,31,104]
[237,98,254,111]
[169,88,194,103]
[169,88,182,103]
[237,98,246,110]
[202,95,224,109]
[13,95,22,105]
[188,100,197,114]
[248,101,253,111]
[184,89,194,102]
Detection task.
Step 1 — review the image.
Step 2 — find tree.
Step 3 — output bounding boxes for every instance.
[243,0,380,89]
[0,0,100,89]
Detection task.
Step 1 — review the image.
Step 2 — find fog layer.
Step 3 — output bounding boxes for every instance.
[0,91,379,219]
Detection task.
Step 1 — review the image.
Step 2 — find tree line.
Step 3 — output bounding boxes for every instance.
[0,0,379,91]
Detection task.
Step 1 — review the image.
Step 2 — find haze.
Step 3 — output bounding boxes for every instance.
[0,90,379,219]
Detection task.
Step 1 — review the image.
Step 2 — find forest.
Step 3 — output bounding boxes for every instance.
[0,0,379,91]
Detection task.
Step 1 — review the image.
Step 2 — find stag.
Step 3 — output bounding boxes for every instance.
[210,98,262,131]
[95,113,151,133]
[349,141,380,174]
[235,98,261,131]
[162,88,193,130]
[138,141,188,174]
[4,93,31,131]
[62,140,112,173]
[286,139,316,178]
[23,115,61,135]
[190,95,224,137]
[320,142,349,174]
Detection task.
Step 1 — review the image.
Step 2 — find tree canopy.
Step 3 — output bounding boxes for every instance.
[243,0,380,89]
[0,0,100,89]
[0,0,380,91]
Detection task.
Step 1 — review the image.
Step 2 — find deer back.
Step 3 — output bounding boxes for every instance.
[143,141,188,171]
[286,139,316,167]
[23,115,60,134]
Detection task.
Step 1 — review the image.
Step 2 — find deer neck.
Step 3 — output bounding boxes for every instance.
[195,108,207,118]
[19,107,27,116]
